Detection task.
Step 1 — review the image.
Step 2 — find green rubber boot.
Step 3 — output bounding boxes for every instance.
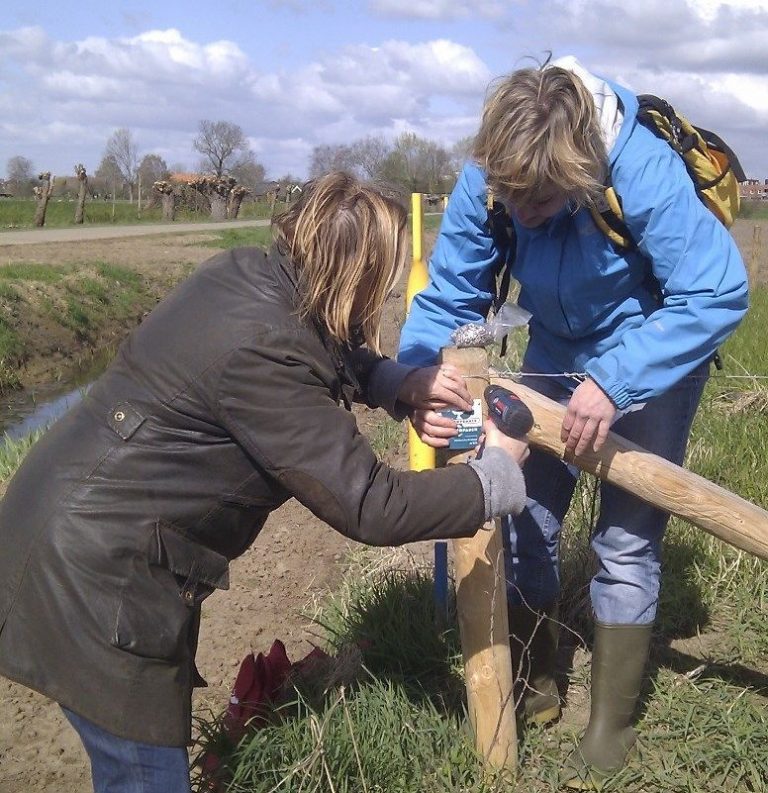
[508,602,561,725]
[562,622,654,790]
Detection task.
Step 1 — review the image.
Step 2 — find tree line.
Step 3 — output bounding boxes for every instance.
[3,122,472,226]
[308,133,473,196]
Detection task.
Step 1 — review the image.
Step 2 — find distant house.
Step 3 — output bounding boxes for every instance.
[252,181,281,202]
[739,178,768,200]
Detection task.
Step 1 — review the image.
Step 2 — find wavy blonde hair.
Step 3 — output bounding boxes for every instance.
[472,64,608,208]
[272,172,407,355]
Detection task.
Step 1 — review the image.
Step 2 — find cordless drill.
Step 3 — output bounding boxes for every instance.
[482,384,534,447]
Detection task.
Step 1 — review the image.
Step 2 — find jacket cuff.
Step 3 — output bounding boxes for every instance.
[584,362,631,410]
[367,359,418,420]
[467,446,527,519]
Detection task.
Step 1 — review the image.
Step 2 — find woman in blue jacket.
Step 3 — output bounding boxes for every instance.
[398,57,748,787]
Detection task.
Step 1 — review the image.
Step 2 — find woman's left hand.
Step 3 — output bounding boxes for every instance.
[561,378,616,455]
[398,364,473,412]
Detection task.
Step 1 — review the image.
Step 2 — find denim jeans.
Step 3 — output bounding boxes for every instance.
[505,362,708,625]
[62,707,191,793]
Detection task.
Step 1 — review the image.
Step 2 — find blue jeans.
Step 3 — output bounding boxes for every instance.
[62,707,191,793]
[505,363,708,624]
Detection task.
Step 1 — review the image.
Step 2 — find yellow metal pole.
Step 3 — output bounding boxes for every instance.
[407,193,435,471]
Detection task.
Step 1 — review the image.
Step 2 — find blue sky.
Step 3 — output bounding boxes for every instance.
[1,0,767,181]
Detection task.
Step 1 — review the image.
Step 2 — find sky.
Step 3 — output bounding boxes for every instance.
[1,0,767,182]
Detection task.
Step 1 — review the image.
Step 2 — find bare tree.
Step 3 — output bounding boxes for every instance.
[309,138,393,182]
[350,136,392,180]
[451,135,475,175]
[74,164,88,224]
[6,155,35,197]
[95,154,122,196]
[104,128,139,202]
[193,120,256,178]
[138,154,169,187]
[229,153,266,192]
[137,154,169,209]
[33,172,55,227]
[379,133,452,194]
[152,181,176,221]
[308,143,356,178]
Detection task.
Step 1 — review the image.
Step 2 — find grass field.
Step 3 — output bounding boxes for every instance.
[0,197,283,230]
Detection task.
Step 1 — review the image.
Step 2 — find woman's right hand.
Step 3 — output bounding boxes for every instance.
[409,408,462,448]
[480,418,530,466]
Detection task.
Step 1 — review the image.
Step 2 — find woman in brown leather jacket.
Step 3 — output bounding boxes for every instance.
[0,172,528,793]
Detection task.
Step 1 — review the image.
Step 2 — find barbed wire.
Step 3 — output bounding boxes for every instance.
[485,370,768,382]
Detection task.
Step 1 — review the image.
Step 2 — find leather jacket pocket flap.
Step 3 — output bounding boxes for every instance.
[108,402,145,440]
[153,524,230,590]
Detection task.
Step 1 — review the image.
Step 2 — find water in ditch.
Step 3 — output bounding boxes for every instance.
[0,348,115,443]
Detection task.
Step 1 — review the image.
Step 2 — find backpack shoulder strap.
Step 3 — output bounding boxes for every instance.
[485,195,517,355]
[486,196,517,311]
[589,174,636,250]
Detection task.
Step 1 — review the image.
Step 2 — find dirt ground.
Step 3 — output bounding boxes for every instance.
[0,219,764,793]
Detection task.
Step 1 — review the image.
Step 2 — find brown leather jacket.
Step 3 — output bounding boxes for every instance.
[0,247,483,746]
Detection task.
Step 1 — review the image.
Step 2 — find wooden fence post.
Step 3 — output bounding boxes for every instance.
[439,346,518,772]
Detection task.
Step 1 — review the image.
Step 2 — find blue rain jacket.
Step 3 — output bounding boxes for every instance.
[398,82,748,410]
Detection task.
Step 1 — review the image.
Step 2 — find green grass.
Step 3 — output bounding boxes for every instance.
[0,259,158,390]
[204,226,274,250]
[738,201,768,220]
[0,430,45,481]
[422,213,443,233]
[367,415,405,459]
[0,262,65,282]
[0,316,25,389]
[0,198,288,230]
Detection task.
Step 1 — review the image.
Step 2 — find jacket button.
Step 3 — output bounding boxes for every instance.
[114,410,125,422]
[183,589,194,604]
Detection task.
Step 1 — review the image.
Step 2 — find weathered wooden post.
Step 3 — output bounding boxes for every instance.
[493,375,768,560]
[440,346,518,771]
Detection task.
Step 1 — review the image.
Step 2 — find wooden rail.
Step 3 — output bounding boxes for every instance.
[493,375,768,561]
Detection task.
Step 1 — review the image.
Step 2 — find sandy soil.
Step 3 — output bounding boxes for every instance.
[0,218,765,793]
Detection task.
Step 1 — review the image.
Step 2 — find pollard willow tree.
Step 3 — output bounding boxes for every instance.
[33,172,55,227]
[190,175,248,220]
[152,181,176,221]
[74,164,88,224]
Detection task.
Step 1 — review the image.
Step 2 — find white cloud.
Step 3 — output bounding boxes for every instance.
[370,0,505,19]
[511,0,768,175]
[1,7,766,179]
[0,26,493,178]
[686,0,768,21]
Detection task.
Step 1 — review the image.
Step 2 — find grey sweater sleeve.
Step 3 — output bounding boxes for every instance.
[467,446,527,519]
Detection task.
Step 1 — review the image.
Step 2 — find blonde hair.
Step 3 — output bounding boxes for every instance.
[272,171,407,355]
[472,65,608,208]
